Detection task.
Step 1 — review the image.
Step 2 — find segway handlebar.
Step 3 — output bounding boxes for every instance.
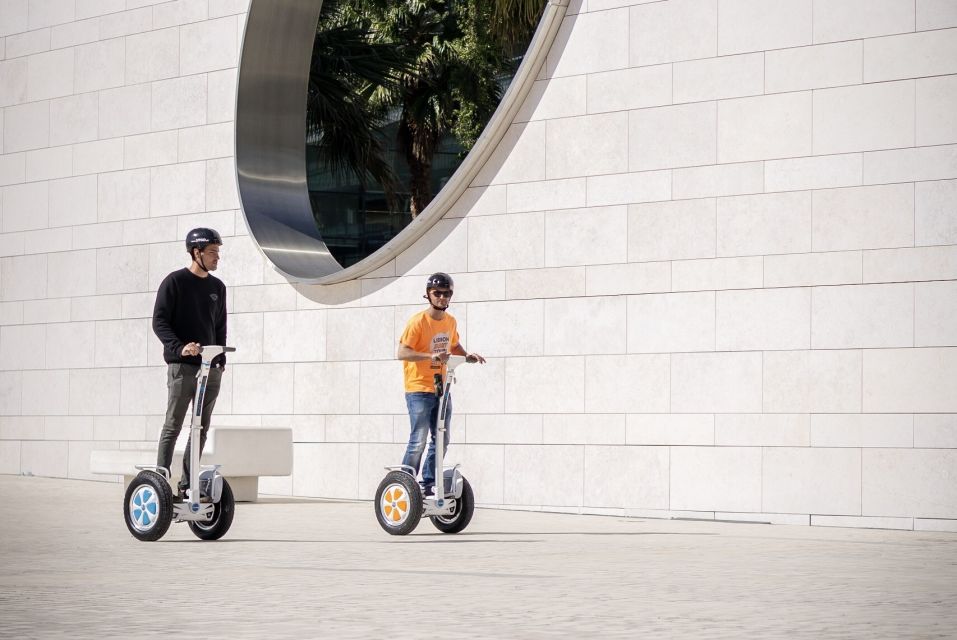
[444,355,468,370]
[433,355,470,398]
[198,345,236,362]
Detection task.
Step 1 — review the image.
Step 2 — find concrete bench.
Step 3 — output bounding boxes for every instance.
[90,427,293,502]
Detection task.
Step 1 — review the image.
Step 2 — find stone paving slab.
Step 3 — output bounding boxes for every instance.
[1,476,956,639]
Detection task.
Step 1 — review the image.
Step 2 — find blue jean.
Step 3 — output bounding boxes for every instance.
[401,392,452,487]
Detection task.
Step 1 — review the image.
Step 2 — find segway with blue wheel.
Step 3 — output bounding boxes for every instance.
[375,355,476,535]
[123,345,237,542]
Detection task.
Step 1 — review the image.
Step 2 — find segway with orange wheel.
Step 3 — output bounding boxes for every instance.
[374,355,475,535]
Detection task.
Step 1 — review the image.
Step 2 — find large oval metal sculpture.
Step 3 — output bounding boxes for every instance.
[235,0,570,284]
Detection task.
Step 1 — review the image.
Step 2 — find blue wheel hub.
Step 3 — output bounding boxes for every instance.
[129,485,160,532]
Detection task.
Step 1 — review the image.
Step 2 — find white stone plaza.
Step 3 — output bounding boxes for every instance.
[1,475,956,639]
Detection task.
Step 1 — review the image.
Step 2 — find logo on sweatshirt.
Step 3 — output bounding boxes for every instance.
[210,294,219,302]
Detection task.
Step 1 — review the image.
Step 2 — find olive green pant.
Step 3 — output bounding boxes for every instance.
[156,363,222,491]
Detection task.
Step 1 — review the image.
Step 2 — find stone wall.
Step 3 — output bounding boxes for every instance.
[1,0,955,530]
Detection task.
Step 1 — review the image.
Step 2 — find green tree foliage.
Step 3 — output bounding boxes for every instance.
[306,0,409,202]
[491,0,546,49]
[310,0,546,217]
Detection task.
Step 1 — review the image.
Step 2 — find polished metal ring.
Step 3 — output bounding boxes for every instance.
[234,0,570,284]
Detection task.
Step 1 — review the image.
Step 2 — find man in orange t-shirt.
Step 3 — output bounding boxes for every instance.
[397,272,485,496]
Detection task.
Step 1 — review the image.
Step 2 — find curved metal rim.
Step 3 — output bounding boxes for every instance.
[380,483,412,527]
[129,484,160,532]
[234,0,571,284]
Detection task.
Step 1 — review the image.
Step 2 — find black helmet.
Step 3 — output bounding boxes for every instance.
[185,228,222,255]
[425,272,454,292]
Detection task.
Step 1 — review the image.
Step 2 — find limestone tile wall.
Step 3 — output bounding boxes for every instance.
[0,0,955,530]
[0,0,251,482]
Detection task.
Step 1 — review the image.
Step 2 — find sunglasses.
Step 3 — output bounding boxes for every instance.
[430,289,453,298]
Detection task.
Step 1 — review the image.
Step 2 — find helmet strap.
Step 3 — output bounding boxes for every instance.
[192,248,210,273]
[424,292,446,312]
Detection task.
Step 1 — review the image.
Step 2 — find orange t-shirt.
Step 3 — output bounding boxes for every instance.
[399,310,460,393]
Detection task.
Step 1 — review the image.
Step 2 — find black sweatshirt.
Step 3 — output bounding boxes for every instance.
[152,268,227,367]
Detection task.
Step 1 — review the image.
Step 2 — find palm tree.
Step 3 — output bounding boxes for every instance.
[376,0,546,215]
[306,0,409,200]
[308,0,548,218]
[359,1,511,216]
[491,0,546,48]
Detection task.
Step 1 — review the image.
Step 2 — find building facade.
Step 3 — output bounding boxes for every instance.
[1,0,956,530]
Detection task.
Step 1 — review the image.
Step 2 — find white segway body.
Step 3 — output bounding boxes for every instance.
[124,345,236,542]
[375,356,476,535]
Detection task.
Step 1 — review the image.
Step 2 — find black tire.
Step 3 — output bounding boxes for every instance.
[188,478,235,541]
[430,476,474,534]
[124,471,174,542]
[375,471,423,535]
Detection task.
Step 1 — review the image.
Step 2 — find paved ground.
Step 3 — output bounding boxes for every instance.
[1,476,955,639]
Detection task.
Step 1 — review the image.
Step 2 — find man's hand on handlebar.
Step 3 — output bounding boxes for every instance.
[181,342,201,357]
[431,351,451,364]
[465,353,486,364]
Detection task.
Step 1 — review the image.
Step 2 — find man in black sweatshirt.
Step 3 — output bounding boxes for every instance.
[152,227,227,499]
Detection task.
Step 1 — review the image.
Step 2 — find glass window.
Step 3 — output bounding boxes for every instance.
[305,1,541,268]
